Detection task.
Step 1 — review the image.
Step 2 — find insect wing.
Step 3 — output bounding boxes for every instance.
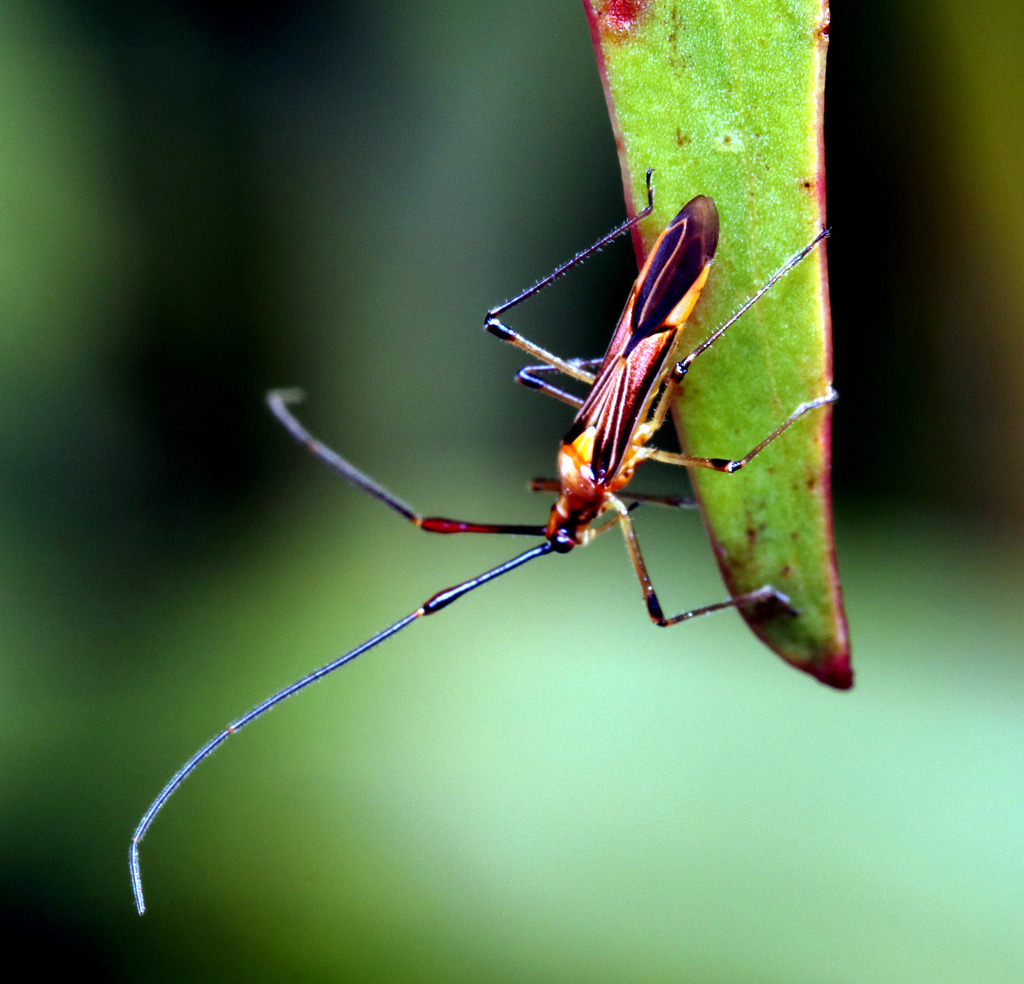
[562,195,719,484]
[626,194,719,354]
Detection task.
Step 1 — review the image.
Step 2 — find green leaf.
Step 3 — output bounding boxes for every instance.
[584,0,851,688]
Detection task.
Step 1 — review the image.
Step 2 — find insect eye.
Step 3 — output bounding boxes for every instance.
[551,529,576,554]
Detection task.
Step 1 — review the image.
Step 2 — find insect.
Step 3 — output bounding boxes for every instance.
[129,171,835,913]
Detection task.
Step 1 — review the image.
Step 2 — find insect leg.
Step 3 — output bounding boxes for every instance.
[484,171,656,377]
[268,389,547,536]
[527,478,696,510]
[674,226,830,380]
[515,358,604,408]
[612,490,697,509]
[610,498,796,626]
[644,388,837,473]
[486,169,654,323]
[484,325,600,384]
[640,226,831,444]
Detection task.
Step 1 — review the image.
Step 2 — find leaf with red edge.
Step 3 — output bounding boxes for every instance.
[584,0,851,688]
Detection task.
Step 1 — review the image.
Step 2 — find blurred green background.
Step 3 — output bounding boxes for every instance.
[2,1,1023,981]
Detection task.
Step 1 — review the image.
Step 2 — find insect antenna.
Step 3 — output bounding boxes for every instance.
[129,539,554,914]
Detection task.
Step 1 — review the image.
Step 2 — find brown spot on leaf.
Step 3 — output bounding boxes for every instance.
[745,520,768,546]
[667,5,680,45]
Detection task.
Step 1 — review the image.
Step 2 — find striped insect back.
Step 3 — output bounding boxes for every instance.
[548,195,719,540]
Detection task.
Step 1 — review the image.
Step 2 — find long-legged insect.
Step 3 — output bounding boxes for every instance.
[130,172,835,913]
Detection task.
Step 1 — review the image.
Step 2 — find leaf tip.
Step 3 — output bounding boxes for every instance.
[796,651,853,691]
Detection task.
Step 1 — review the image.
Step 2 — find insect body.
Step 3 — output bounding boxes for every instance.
[543,194,719,552]
[129,173,835,912]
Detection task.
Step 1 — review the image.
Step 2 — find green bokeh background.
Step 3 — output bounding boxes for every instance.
[2,2,1023,981]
